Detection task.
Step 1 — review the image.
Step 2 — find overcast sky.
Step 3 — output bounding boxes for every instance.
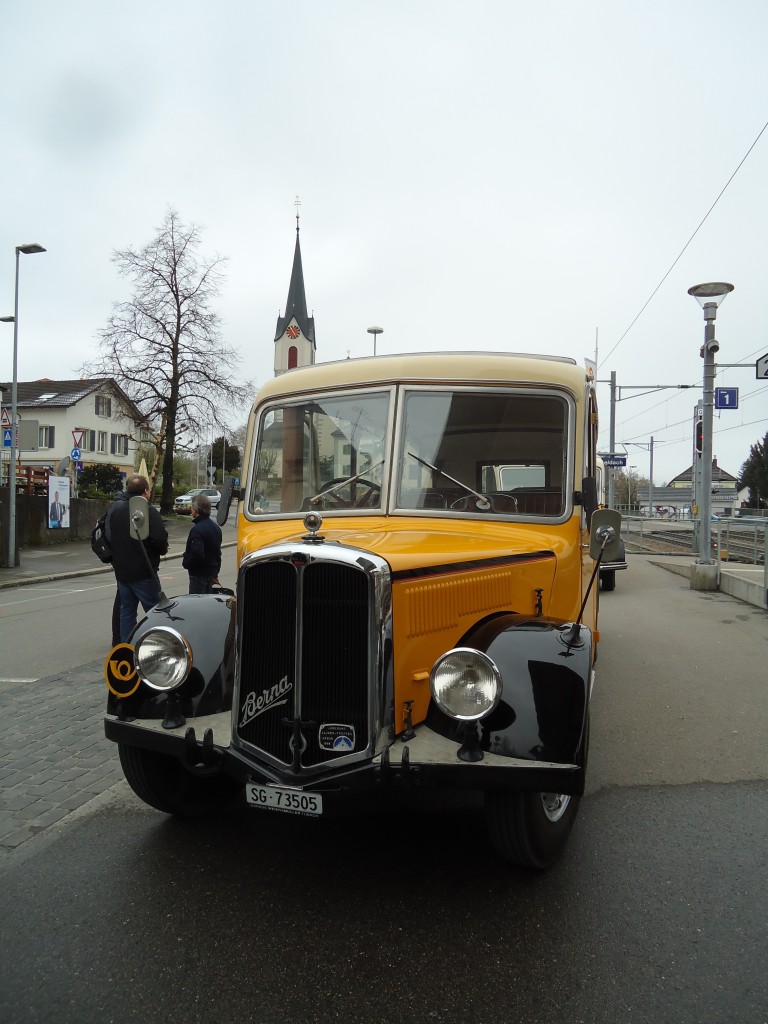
[2,0,767,485]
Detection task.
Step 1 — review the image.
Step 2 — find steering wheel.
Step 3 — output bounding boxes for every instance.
[450,493,518,513]
[318,477,382,509]
[487,492,519,513]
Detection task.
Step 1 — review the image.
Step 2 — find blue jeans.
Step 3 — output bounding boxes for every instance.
[118,578,161,643]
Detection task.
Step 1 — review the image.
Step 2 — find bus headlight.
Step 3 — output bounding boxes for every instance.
[134,628,192,691]
[430,648,502,721]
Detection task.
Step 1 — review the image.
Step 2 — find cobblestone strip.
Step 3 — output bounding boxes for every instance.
[0,661,123,851]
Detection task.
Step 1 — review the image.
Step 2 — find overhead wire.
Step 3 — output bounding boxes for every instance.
[598,119,768,369]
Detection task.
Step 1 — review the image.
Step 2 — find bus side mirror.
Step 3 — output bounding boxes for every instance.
[589,508,622,561]
[217,476,236,526]
[128,495,150,541]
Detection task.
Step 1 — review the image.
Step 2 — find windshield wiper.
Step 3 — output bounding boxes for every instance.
[309,460,385,505]
[406,451,490,510]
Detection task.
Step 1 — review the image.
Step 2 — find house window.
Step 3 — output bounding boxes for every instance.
[110,433,129,457]
[38,425,55,449]
[76,429,96,452]
[97,431,108,454]
[95,395,112,418]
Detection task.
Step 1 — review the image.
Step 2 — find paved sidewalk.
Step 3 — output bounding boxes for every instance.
[0,660,122,851]
[0,513,239,853]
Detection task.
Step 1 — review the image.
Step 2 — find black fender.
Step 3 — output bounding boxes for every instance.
[425,614,592,787]
[105,593,236,720]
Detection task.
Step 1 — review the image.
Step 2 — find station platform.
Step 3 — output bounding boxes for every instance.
[649,555,767,611]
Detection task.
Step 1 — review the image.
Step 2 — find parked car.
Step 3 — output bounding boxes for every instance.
[173,487,221,513]
[105,352,621,869]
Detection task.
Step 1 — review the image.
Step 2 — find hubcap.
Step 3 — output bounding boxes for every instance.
[540,792,570,823]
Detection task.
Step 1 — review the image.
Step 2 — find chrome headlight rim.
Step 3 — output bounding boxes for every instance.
[429,647,502,721]
[134,626,193,692]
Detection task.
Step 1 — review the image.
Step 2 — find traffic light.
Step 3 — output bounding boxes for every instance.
[694,419,703,454]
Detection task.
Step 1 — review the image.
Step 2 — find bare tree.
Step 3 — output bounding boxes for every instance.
[82,208,252,512]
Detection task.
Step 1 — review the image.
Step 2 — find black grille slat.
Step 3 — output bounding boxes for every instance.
[236,557,371,770]
[301,564,369,764]
[237,562,296,764]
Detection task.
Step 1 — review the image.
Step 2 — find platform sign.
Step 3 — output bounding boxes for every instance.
[714,387,738,410]
[599,453,627,468]
[757,352,768,379]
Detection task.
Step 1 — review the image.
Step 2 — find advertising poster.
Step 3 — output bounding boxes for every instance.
[48,475,70,529]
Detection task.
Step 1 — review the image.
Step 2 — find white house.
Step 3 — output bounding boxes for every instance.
[0,378,149,481]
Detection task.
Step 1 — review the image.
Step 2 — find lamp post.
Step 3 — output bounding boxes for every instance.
[688,282,733,590]
[0,320,13,496]
[628,465,636,512]
[367,326,383,356]
[3,243,46,568]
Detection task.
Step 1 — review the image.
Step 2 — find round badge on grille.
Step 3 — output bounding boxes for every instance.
[318,723,355,752]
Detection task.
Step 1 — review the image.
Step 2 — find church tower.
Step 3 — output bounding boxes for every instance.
[274,201,315,375]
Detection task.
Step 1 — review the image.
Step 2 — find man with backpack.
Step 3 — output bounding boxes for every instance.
[106,475,168,642]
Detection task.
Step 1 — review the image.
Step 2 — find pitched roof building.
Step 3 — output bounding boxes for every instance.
[636,457,745,515]
[667,457,739,490]
[0,377,148,480]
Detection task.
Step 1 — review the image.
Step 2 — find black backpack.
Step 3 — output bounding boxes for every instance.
[91,509,113,563]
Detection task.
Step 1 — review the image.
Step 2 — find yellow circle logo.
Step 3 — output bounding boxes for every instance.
[104,643,140,698]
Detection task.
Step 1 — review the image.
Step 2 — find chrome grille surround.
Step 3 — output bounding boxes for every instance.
[232,542,392,778]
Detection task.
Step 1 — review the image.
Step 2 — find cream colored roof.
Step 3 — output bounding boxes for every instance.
[252,351,589,407]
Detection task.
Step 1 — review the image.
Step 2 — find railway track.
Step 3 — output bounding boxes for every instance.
[623,520,766,565]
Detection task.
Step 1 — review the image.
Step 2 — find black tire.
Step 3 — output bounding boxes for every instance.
[484,790,581,869]
[600,570,616,591]
[118,743,242,817]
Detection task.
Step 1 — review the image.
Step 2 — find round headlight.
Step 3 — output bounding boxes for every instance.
[134,628,192,691]
[430,648,501,721]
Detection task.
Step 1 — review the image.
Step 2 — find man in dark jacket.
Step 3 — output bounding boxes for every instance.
[182,492,222,594]
[107,475,169,641]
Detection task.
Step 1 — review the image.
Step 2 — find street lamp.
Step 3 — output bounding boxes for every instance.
[688,281,733,590]
[367,326,383,356]
[3,243,46,568]
[0,319,13,491]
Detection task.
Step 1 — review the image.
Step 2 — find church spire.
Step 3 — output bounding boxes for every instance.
[274,197,315,351]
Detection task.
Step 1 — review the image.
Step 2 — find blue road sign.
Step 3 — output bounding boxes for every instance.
[714,387,738,410]
[3,428,12,447]
[71,447,81,460]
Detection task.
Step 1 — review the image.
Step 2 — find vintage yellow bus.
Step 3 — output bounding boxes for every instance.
[105,352,620,868]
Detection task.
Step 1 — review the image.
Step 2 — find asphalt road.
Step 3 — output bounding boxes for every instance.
[1,556,767,1024]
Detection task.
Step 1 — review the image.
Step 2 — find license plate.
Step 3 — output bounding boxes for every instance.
[246,783,323,817]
